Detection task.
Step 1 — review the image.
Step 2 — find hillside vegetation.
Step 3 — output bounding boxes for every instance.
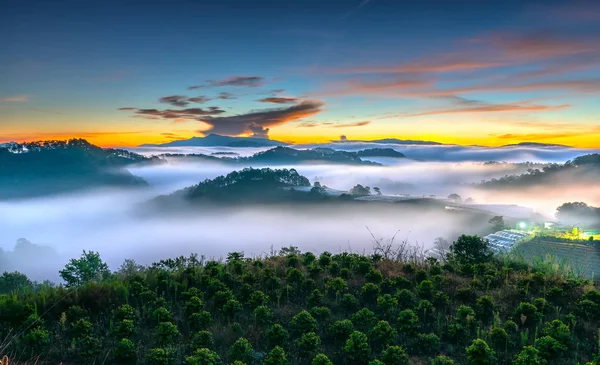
[2,236,600,364]
[0,139,157,199]
[479,154,600,188]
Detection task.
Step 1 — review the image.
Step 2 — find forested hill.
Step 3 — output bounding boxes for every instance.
[150,167,319,207]
[0,139,158,199]
[160,147,383,166]
[478,153,600,188]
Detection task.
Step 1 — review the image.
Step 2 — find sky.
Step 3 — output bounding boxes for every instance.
[1,0,600,147]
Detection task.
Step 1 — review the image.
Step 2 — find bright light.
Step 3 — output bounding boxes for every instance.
[518,222,527,230]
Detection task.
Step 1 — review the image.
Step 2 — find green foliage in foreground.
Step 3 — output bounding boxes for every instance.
[2,235,600,364]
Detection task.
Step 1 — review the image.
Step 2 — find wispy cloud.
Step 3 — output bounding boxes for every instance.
[257,97,299,104]
[394,102,570,118]
[332,121,371,128]
[188,76,265,90]
[0,95,29,102]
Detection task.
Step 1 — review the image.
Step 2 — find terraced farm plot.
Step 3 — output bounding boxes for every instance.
[514,238,600,278]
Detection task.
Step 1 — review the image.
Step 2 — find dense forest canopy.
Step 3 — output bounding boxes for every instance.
[2,235,600,364]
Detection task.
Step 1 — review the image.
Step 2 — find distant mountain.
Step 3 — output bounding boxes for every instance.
[356,148,406,158]
[0,139,158,199]
[149,167,326,207]
[500,142,571,148]
[140,134,287,147]
[335,138,442,145]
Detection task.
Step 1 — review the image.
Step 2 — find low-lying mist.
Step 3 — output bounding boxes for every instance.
[2,145,598,283]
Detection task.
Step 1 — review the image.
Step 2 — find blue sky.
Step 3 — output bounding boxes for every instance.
[1,0,600,146]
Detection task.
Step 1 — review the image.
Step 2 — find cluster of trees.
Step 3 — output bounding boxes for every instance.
[478,153,600,188]
[155,168,314,205]
[557,202,600,228]
[3,235,600,364]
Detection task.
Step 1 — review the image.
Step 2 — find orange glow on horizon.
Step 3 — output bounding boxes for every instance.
[2,131,600,149]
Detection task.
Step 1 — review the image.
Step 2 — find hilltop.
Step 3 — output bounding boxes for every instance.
[478,153,600,188]
[0,139,158,199]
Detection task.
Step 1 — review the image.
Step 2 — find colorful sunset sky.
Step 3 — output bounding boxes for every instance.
[2,0,600,147]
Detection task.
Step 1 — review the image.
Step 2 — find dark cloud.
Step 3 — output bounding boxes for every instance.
[159,95,190,107]
[132,107,226,119]
[199,100,324,136]
[257,97,299,104]
[188,76,265,90]
[272,89,285,95]
[188,96,210,104]
[340,135,348,141]
[217,92,236,100]
[210,76,265,87]
[248,123,270,138]
[118,107,136,110]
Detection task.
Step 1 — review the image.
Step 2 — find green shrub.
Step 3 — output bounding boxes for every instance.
[343,331,371,364]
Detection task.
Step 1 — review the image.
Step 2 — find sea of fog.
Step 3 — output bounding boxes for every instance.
[1,143,599,282]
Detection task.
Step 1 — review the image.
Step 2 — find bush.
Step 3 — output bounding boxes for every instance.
[431,355,457,365]
[192,330,214,349]
[267,324,289,347]
[513,346,546,365]
[449,235,493,266]
[115,338,136,363]
[186,348,221,365]
[155,322,180,346]
[254,305,273,325]
[312,353,333,365]
[290,310,318,335]
[189,311,212,331]
[466,339,496,365]
[263,346,289,365]
[513,302,542,328]
[352,308,378,331]
[146,348,169,365]
[397,309,420,335]
[369,320,397,348]
[328,319,354,342]
[343,331,371,364]
[228,337,254,363]
[380,345,409,365]
[296,332,321,358]
[416,333,440,355]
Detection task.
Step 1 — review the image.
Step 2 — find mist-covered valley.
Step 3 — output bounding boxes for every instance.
[2,141,599,282]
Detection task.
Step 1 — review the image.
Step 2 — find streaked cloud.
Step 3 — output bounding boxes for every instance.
[257,97,299,104]
[0,95,29,102]
[188,76,265,90]
[396,102,570,118]
[332,121,371,128]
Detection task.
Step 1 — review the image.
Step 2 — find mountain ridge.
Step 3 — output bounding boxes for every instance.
[140,134,287,147]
